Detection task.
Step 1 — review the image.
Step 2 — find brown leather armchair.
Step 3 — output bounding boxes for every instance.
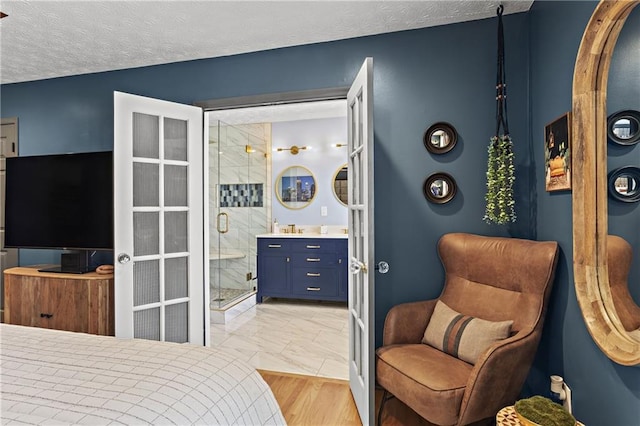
[607,235,640,334]
[376,233,559,425]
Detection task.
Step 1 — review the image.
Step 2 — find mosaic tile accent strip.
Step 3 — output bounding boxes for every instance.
[220,183,264,207]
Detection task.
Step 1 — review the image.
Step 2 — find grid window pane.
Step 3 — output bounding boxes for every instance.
[165,302,189,343]
[133,162,159,207]
[164,165,187,206]
[165,211,187,253]
[134,308,160,341]
[134,212,159,256]
[164,117,188,161]
[133,260,160,306]
[133,113,159,159]
[165,257,188,300]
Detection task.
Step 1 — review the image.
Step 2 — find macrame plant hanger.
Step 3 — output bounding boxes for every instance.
[484,4,516,224]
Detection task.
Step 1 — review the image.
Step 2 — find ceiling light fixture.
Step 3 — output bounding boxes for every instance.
[332,143,347,148]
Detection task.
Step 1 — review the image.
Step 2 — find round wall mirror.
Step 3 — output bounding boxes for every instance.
[275,165,317,209]
[423,172,457,204]
[608,110,640,145]
[424,122,458,154]
[608,166,640,203]
[332,164,348,206]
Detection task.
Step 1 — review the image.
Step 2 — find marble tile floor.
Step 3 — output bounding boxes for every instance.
[210,298,349,380]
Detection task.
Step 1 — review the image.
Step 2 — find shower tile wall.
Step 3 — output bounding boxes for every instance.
[210,123,271,296]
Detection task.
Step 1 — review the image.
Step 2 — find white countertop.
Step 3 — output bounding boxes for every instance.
[256,233,348,239]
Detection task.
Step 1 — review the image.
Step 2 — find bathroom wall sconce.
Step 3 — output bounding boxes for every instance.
[274,145,309,155]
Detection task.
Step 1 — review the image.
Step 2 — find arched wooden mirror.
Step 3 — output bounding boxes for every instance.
[572,0,640,365]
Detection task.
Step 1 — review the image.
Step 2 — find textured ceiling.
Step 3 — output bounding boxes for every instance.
[0,1,533,85]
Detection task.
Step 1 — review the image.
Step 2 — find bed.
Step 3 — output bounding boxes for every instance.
[0,324,286,425]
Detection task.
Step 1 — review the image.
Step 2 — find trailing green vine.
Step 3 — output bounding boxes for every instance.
[484,6,516,225]
[484,135,516,224]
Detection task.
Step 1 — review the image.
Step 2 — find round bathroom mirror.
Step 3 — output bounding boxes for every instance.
[608,166,640,203]
[276,165,317,209]
[424,122,458,154]
[423,172,457,204]
[607,110,640,145]
[332,164,348,206]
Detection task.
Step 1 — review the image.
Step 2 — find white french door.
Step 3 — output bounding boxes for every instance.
[347,58,375,425]
[114,92,205,345]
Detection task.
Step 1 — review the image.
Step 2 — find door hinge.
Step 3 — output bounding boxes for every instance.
[246,272,253,281]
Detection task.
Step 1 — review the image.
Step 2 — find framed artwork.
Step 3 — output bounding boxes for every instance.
[545,112,572,192]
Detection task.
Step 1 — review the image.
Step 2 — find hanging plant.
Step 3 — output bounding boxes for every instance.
[484,5,516,225]
[484,135,516,224]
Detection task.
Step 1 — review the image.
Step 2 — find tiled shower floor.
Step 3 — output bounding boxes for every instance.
[210,288,252,307]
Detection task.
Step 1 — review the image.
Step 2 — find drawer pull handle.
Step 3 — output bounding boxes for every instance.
[306,245,321,249]
[306,287,321,291]
[40,313,53,319]
[268,244,282,248]
[306,272,321,277]
[306,258,321,262]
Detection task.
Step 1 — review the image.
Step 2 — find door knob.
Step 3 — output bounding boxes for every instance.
[117,253,131,264]
[375,261,390,274]
[350,258,368,274]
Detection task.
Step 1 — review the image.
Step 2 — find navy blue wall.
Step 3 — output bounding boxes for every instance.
[2,2,639,424]
[1,13,533,307]
[530,2,640,426]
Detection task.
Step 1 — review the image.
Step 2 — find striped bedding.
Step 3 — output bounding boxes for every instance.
[0,324,286,425]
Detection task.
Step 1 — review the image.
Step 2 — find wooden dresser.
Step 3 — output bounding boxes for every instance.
[3,266,114,335]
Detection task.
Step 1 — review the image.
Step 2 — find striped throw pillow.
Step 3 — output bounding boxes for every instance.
[422,300,513,364]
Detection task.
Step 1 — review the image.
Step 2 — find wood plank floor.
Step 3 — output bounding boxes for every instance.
[258,370,432,426]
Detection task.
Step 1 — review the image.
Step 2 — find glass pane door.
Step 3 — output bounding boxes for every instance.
[208,120,268,311]
[114,92,204,344]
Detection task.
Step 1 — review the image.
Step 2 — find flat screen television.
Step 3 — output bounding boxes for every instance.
[5,151,114,258]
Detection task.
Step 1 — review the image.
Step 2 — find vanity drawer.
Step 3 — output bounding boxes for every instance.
[291,253,337,267]
[291,268,338,297]
[258,239,291,252]
[291,240,336,253]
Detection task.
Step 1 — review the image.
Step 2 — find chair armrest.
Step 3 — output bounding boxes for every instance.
[382,300,437,346]
[458,329,541,425]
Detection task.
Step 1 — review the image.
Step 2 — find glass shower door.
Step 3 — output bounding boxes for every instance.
[209,120,268,310]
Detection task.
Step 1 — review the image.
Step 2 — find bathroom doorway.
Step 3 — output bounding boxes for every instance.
[206,101,349,320]
[204,100,351,379]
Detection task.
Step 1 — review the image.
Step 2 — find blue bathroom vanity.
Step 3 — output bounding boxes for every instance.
[256,235,348,303]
